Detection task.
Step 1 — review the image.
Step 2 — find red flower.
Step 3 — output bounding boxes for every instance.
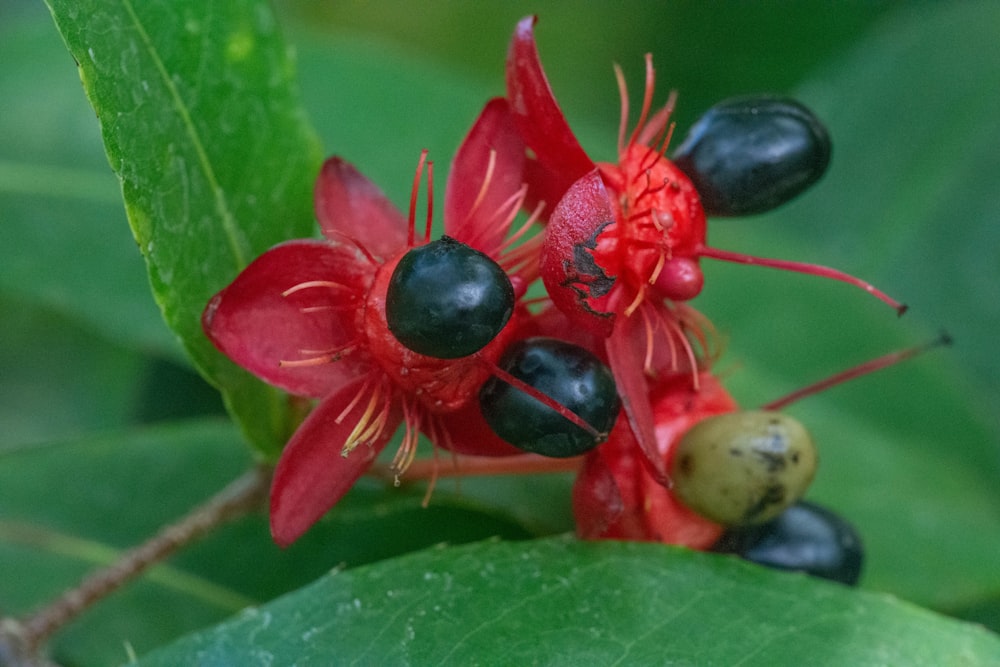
[505,16,904,487]
[573,372,735,549]
[203,99,542,546]
[574,334,948,550]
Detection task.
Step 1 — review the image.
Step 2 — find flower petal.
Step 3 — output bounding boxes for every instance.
[203,240,373,398]
[604,317,669,487]
[270,380,403,547]
[314,157,408,262]
[437,398,524,457]
[574,386,726,549]
[445,98,526,258]
[541,170,617,337]
[506,16,594,208]
[635,470,725,548]
[573,446,626,539]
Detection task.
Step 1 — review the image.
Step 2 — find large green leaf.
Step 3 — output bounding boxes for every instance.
[138,536,1000,666]
[0,17,178,358]
[0,420,533,666]
[44,0,324,455]
[694,1,1000,612]
[0,296,146,449]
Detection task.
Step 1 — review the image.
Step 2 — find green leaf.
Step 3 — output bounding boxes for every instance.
[44,0,324,454]
[695,2,1000,613]
[138,536,1000,666]
[0,17,179,358]
[0,420,534,666]
[0,295,146,449]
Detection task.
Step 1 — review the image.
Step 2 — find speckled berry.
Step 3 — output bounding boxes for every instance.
[670,410,817,525]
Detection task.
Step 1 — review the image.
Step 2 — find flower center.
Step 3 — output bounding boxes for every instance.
[596,145,708,305]
[363,249,518,413]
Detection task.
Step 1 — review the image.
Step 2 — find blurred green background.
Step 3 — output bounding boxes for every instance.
[2,1,998,664]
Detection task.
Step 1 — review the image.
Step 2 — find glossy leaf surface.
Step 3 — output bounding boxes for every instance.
[139,536,1000,666]
[45,0,324,454]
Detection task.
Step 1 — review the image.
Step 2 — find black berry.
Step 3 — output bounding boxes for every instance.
[386,236,514,359]
[673,96,831,216]
[712,500,864,585]
[480,337,620,457]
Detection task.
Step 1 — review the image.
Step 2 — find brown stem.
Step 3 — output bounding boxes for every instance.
[7,464,272,659]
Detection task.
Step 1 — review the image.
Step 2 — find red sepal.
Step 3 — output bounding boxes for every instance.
[202,240,373,398]
[604,310,669,486]
[315,157,407,262]
[437,399,524,457]
[573,373,735,548]
[445,98,525,258]
[573,447,625,539]
[541,170,617,337]
[506,16,594,207]
[270,379,403,547]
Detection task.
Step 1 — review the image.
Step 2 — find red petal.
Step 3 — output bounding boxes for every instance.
[203,240,373,398]
[270,380,403,547]
[445,98,525,258]
[314,157,407,262]
[522,157,575,220]
[541,170,617,337]
[605,313,670,486]
[506,16,594,207]
[437,398,524,457]
[573,448,626,539]
[636,472,725,548]
[574,383,727,548]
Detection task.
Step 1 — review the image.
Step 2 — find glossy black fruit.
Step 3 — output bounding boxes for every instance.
[386,236,514,359]
[712,500,864,585]
[673,96,832,216]
[479,337,620,457]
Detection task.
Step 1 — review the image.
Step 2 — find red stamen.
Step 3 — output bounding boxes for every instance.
[762,332,952,411]
[424,159,435,244]
[407,150,429,248]
[278,339,360,367]
[298,304,357,313]
[660,305,701,389]
[627,54,656,150]
[495,186,535,252]
[319,227,379,266]
[623,284,645,317]
[281,280,355,297]
[636,92,677,149]
[466,149,498,231]
[697,244,908,315]
[614,63,630,159]
[334,375,377,426]
[639,302,657,374]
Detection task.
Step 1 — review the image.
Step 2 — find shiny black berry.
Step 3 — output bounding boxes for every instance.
[712,500,864,585]
[673,96,832,217]
[479,337,620,458]
[386,236,514,359]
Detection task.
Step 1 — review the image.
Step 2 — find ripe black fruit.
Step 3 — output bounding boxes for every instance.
[712,500,864,585]
[673,96,832,217]
[480,337,620,457]
[386,236,514,359]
